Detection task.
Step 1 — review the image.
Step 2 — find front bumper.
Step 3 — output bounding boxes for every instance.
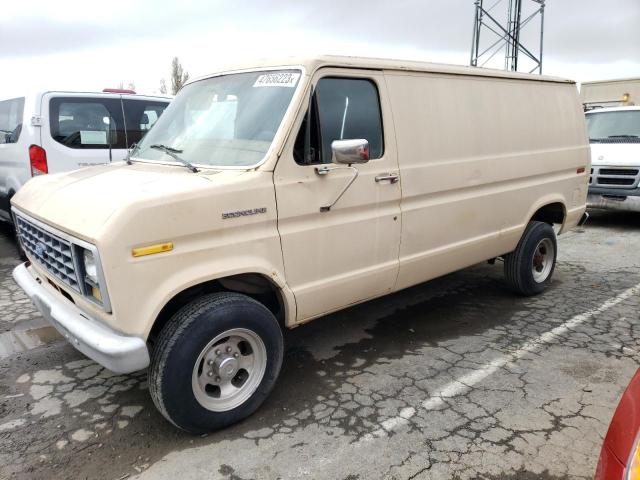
[12,263,149,374]
[587,193,640,212]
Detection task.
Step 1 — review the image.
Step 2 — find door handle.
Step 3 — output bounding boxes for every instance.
[375,173,399,184]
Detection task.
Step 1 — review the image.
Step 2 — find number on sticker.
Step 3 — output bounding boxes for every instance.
[253,72,300,88]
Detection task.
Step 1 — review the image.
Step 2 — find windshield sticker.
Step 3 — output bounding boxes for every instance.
[253,72,300,88]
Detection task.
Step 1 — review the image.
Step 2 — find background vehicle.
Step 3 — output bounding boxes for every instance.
[11,56,589,433]
[586,106,640,212]
[580,78,639,111]
[595,369,640,479]
[0,90,170,224]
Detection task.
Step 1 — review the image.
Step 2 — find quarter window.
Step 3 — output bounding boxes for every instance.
[0,97,25,145]
[50,98,125,149]
[294,77,384,165]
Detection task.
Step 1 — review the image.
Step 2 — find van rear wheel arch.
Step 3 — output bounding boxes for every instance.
[529,201,566,228]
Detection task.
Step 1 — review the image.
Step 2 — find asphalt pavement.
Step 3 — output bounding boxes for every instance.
[0,211,639,480]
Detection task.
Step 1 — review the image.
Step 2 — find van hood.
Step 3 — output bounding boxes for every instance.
[590,142,640,167]
[11,162,239,241]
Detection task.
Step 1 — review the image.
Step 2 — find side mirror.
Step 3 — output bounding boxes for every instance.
[331,139,370,165]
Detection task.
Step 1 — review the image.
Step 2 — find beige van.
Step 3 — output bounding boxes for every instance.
[11,56,590,433]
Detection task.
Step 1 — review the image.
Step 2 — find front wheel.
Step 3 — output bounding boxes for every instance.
[149,292,283,434]
[504,221,557,296]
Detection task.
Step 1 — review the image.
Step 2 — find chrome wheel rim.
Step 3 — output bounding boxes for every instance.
[192,328,267,412]
[532,238,554,283]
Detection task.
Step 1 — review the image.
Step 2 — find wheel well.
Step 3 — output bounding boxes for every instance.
[0,189,15,218]
[531,202,566,226]
[147,273,285,348]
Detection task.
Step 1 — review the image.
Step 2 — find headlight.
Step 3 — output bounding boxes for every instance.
[80,248,103,303]
[83,249,98,285]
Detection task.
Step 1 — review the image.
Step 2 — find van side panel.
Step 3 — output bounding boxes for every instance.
[384,71,589,291]
[0,94,37,222]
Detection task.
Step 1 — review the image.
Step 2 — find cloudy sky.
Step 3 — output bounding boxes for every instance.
[1,0,639,97]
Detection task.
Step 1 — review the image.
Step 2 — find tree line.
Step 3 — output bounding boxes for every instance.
[118,57,189,96]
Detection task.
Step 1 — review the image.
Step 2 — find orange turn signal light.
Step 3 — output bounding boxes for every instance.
[132,242,173,258]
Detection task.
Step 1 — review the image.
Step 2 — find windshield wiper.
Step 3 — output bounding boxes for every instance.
[607,135,639,138]
[150,144,199,173]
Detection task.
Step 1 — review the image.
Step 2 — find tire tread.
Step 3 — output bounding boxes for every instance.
[148,292,270,431]
[504,221,556,296]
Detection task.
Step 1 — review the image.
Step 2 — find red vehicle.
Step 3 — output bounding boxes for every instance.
[595,369,640,479]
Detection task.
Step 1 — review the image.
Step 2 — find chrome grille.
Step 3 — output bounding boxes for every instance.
[590,166,640,189]
[14,214,80,292]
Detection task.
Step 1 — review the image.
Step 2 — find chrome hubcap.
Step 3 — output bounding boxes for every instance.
[532,238,554,283]
[192,328,267,412]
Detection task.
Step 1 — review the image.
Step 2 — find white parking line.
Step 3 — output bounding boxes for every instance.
[364,282,640,440]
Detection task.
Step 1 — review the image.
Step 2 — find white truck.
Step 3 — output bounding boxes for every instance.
[580,78,639,111]
[586,106,640,211]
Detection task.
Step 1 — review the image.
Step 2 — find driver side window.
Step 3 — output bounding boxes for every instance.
[294,77,384,165]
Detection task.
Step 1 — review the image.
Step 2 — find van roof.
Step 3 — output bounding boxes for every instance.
[189,54,574,85]
[1,91,172,102]
[581,77,640,86]
[38,91,172,100]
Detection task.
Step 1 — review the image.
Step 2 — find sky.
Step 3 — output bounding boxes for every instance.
[1,0,639,98]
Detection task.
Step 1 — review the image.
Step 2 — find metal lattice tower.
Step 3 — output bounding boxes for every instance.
[470,0,546,74]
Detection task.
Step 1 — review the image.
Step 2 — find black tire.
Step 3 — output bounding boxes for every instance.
[149,292,283,434]
[504,221,557,296]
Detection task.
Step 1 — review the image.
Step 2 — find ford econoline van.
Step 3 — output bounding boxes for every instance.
[11,56,590,433]
[586,106,640,211]
[0,90,170,224]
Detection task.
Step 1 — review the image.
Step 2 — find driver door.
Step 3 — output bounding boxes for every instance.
[274,69,402,323]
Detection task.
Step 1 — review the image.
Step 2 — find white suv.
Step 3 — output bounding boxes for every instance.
[0,90,171,223]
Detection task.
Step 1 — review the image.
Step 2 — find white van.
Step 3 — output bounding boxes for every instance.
[586,106,640,211]
[0,90,171,223]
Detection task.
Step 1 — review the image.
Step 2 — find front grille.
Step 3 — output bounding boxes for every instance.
[599,168,639,176]
[597,177,635,186]
[590,166,640,189]
[14,214,81,292]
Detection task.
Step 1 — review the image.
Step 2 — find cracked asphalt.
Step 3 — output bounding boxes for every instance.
[0,211,639,480]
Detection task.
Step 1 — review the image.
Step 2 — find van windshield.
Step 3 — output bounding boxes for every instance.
[132,69,302,168]
[586,110,640,143]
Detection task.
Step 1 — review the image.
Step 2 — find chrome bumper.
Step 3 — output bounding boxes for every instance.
[587,193,640,212]
[12,263,149,374]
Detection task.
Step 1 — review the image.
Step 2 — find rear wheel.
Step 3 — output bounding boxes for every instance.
[149,292,283,434]
[504,221,557,296]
